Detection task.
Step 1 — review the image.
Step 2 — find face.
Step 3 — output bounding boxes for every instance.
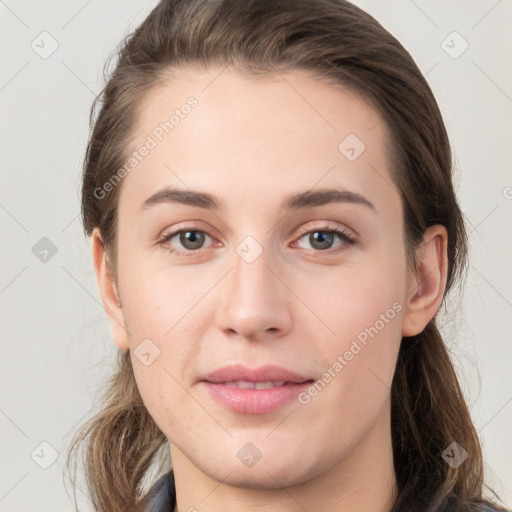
[94,66,441,490]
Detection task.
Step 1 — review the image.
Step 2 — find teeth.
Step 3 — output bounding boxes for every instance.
[224,380,287,389]
[239,380,256,389]
[254,381,275,389]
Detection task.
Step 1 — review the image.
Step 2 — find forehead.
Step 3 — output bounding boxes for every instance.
[119,66,399,218]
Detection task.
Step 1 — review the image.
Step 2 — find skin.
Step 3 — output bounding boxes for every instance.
[92,67,448,512]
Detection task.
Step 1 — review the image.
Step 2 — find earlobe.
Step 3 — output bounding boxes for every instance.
[91,228,130,350]
[401,225,448,337]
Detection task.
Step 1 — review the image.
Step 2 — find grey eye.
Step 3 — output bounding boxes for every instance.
[299,230,347,251]
[177,230,207,250]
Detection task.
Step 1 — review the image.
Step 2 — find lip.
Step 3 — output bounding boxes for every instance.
[202,364,311,384]
[200,364,314,414]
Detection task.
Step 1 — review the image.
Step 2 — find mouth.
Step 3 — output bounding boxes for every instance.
[200,364,315,414]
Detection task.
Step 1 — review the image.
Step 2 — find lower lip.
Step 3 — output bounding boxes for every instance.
[201,381,313,414]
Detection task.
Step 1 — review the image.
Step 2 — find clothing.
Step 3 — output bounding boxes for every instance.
[141,470,509,512]
[142,470,176,511]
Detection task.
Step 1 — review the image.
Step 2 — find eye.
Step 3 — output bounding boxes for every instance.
[159,228,213,256]
[294,226,356,252]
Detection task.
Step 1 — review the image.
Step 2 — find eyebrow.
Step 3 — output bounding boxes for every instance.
[141,186,376,212]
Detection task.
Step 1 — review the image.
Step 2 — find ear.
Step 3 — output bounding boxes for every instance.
[91,228,129,350]
[402,225,448,337]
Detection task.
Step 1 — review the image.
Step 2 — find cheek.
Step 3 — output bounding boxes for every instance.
[119,255,202,337]
[122,271,202,377]
[320,288,402,390]
[303,248,406,345]
[129,335,199,436]
[299,248,405,404]
[296,288,403,453]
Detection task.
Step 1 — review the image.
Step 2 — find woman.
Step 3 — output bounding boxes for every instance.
[66,1,509,511]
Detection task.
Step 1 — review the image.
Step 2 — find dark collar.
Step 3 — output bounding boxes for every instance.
[142,470,175,512]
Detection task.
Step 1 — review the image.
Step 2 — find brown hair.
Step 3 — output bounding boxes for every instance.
[66,1,506,511]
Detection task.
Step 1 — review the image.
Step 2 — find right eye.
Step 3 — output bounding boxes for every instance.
[158,228,214,256]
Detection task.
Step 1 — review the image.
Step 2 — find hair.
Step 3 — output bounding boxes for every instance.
[66,1,507,511]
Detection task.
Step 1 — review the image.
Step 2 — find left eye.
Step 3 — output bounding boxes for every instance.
[295,228,355,251]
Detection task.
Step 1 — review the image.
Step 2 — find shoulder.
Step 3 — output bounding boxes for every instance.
[139,470,175,512]
[474,503,511,512]
[453,501,511,512]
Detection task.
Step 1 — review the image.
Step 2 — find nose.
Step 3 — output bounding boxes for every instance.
[214,243,293,342]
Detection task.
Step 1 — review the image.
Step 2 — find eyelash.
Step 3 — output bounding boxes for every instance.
[158,224,356,257]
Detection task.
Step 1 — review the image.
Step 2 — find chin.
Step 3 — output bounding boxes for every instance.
[196,445,319,490]
[208,463,310,491]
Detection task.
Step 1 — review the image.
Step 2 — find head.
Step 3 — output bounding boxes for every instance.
[67,1,491,511]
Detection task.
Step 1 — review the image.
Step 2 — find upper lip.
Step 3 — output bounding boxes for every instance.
[202,364,312,384]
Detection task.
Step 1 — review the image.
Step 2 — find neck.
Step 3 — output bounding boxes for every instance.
[171,406,397,512]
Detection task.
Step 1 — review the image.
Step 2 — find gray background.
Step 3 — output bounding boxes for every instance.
[1,0,511,510]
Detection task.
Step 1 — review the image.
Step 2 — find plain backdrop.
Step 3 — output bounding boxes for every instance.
[1,0,511,510]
